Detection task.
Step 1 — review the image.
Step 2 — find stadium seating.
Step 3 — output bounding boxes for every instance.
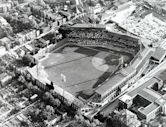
[61,27,140,55]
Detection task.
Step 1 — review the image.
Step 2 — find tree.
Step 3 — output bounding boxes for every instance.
[93,119,100,126]
[20,121,29,127]
[43,105,55,120]
[53,98,61,107]
[105,112,129,127]
[106,117,113,127]
[43,92,52,102]
[8,106,20,116]
[40,102,45,109]
[22,54,36,67]
[94,112,106,123]
[18,75,26,83]
[28,108,44,123]
[29,84,44,96]
[67,120,90,127]
[86,0,96,6]
[43,92,61,107]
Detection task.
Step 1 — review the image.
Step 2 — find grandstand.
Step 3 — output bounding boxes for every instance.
[29,24,144,113]
[57,24,142,104]
[59,24,140,55]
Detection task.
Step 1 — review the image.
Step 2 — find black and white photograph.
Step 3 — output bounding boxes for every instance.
[0,0,166,126]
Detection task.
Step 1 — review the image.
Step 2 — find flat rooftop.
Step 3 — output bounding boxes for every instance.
[95,73,125,96]
[126,77,163,117]
[128,77,158,97]
[71,24,105,29]
[138,103,159,116]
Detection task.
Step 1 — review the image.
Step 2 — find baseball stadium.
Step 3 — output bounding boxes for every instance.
[28,24,141,109]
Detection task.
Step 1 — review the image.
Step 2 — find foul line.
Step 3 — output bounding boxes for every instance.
[44,55,89,69]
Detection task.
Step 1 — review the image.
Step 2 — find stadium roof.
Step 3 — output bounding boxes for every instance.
[43,0,74,4]
[95,73,125,96]
[95,66,136,97]
[71,24,105,29]
[121,66,135,76]
[132,48,153,71]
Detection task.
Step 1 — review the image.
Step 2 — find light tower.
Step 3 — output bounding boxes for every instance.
[121,56,124,65]
[119,55,124,68]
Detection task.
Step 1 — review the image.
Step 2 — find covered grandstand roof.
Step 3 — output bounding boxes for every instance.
[95,66,136,98]
[95,73,125,97]
[71,23,105,29]
[44,0,75,4]
[132,48,153,71]
[121,66,135,76]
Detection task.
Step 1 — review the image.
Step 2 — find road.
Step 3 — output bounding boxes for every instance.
[99,57,166,116]
[0,11,87,58]
[100,99,119,116]
[128,58,166,93]
[0,28,55,58]
[0,100,39,126]
[0,12,83,59]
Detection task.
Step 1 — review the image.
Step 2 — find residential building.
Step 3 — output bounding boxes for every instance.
[114,109,141,127]
[0,1,14,13]
[0,73,12,88]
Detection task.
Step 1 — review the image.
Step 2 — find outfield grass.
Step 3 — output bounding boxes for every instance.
[41,44,129,99]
